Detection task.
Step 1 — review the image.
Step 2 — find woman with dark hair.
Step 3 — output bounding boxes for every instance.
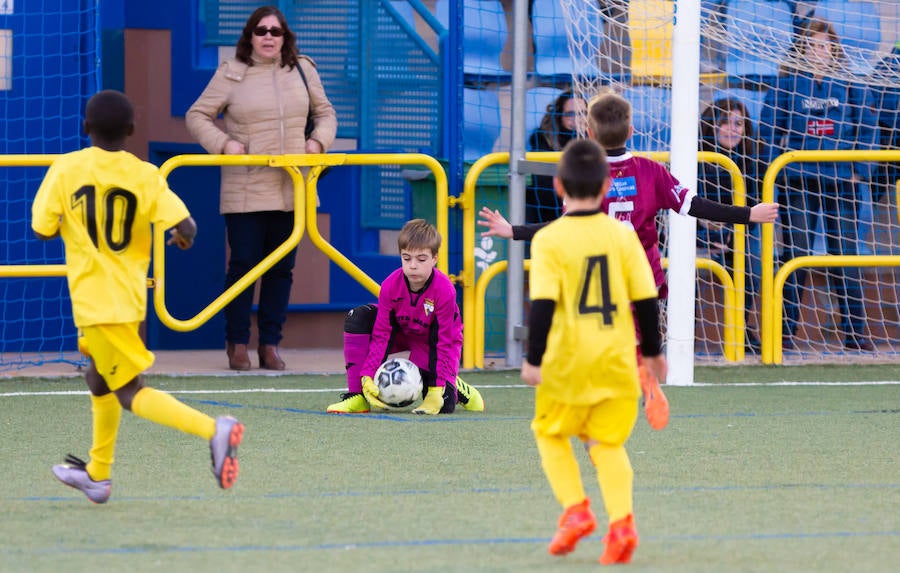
[526,90,585,224]
[760,17,878,352]
[187,5,338,370]
[697,97,767,353]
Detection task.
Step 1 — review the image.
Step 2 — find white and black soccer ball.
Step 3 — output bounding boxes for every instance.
[374,357,423,410]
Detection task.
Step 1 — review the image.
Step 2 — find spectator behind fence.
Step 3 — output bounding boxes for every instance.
[186,5,337,371]
[698,97,768,353]
[759,17,878,352]
[526,90,585,224]
[872,42,900,206]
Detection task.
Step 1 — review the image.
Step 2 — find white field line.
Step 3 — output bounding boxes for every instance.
[1,380,899,398]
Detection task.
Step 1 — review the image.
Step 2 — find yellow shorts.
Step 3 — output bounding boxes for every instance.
[81,323,154,391]
[531,395,638,447]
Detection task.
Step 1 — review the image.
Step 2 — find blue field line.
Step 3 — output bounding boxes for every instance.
[184,398,521,421]
[179,398,899,422]
[14,481,899,504]
[9,529,899,557]
[3,380,900,399]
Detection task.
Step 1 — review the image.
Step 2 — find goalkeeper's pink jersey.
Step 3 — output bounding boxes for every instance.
[601,151,695,298]
[361,267,463,388]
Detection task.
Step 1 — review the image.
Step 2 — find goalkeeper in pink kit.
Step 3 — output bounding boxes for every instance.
[327,219,484,415]
[479,92,778,428]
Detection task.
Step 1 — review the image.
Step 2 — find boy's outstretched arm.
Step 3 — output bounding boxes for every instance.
[166,216,197,250]
[477,206,549,241]
[477,207,513,238]
[748,202,779,223]
[687,196,778,225]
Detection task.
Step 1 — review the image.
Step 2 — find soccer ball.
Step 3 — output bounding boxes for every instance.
[374,357,423,410]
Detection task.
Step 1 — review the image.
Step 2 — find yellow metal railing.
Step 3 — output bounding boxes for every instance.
[471,256,734,368]
[0,155,67,279]
[760,150,900,364]
[153,153,448,331]
[2,153,448,335]
[461,150,748,368]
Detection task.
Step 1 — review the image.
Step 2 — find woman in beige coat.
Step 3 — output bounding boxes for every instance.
[186,5,337,371]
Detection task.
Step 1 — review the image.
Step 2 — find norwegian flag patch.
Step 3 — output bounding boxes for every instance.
[807,119,835,136]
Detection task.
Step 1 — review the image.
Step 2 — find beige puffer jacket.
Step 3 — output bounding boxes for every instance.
[186,55,337,214]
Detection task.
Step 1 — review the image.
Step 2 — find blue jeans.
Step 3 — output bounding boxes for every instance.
[781,178,867,344]
[855,181,874,256]
[224,211,297,346]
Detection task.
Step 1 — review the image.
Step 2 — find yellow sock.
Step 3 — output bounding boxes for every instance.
[535,433,586,509]
[589,443,634,521]
[87,393,121,481]
[131,387,216,440]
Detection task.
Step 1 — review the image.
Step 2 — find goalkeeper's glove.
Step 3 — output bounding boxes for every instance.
[361,376,390,410]
[412,386,444,415]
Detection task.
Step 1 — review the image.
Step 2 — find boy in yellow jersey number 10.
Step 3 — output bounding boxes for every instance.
[522,139,667,565]
[31,90,244,503]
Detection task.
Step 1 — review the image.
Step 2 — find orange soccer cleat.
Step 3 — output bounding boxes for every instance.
[599,514,639,565]
[548,498,597,556]
[639,363,669,430]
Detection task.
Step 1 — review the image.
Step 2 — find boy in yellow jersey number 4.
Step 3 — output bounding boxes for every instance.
[31,90,244,503]
[522,139,666,565]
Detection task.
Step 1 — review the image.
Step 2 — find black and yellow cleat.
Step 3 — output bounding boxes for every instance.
[326,392,371,414]
[455,376,485,412]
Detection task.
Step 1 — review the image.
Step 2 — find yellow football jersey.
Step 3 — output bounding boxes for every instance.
[529,211,658,405]
[31,147,190,327]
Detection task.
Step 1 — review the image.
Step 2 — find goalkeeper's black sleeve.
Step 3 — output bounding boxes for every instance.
[688,196,752,224]
[526,299,555,365]
[633,297,662,357]
[511,222,548,241]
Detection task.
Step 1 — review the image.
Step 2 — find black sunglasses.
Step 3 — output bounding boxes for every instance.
[253,26,284,37]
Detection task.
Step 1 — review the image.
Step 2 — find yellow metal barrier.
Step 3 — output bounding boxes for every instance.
[0,155,66,279]
[770,255,900,363]
[760,150,900,364]
[461,151,748,368]
[153,154,305,331]
[153,152,448,332]
[472,256,734,368]
[2,153,448,335]
[472,259,528,369]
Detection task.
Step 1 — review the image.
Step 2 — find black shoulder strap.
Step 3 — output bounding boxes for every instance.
[296,61,314,138]
[296,61,310,91]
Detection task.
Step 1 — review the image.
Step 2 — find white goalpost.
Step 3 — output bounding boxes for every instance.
[551,0,900,376]
[558,0,703,385]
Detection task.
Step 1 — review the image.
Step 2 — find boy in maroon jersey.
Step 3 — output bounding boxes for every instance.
[479,91,778,428]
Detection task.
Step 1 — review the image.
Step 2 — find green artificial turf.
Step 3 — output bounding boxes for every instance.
[1,368,897,572]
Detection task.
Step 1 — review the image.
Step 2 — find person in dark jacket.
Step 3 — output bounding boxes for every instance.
[759,18,879,351]
[526,90,584,224]
[698,97,768,353]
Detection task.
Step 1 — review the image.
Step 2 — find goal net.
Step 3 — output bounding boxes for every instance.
[0,2,98,372]
[553,0,900,365]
